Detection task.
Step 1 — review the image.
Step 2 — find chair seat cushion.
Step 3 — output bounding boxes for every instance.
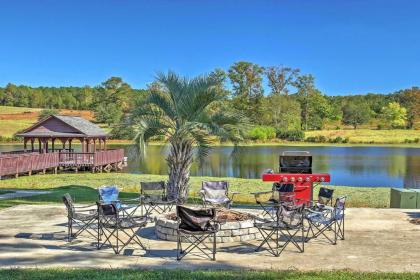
[101,216,147,229]
[204,197,230,204]
[74,212,97,221]
[143,197,176,205]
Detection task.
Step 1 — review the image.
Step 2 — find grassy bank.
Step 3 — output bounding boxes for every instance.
[0,173,390,209]
[305,129,420,144]
[0,269,419,280]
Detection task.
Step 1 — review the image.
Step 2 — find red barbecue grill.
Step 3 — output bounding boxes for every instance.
[262,151,331,205]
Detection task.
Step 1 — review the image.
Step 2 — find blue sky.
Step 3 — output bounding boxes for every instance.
[0,0,419,95]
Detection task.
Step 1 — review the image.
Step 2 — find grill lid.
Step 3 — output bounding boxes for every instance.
[279,151,312,174]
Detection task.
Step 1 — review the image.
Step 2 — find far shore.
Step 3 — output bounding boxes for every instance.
[1,140,419,148]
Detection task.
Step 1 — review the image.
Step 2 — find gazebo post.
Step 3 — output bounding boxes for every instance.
[23,138,28,152]
[104,139,107,150]
[30,138,34,152]
[81,138,85,153]
[38,139,42,153]
[62,139,66,151]
[69,139,72,152]
[52,138,55,153]
[45,139,49,153]
[93,139,96,152]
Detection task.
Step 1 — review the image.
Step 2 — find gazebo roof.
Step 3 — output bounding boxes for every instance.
[17,115,108,138]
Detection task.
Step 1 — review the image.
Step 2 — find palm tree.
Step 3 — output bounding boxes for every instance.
[131,71,248,202]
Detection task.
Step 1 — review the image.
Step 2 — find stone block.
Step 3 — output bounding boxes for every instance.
[156,231,166,240]
[239,220,254,229]
[240,235,251,241]
[220,222,240,230]
[216,230,232,237]
[221,237,234,243]
[160,227,174,235]
[232,228,249,236]
[232,236,242,242]
[248,227,259,234]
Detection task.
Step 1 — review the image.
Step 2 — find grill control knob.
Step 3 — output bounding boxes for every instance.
[321,177,325,182]
[298,177,303,182]
[290,177,295,182]
[282,177,288,182]
[305,177,310,182]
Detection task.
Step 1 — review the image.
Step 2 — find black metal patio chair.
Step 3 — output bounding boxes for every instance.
[200,181,239,208]
[252,183,296,220]
[96,202,148,254]
[305,196,346,245]
[254,203,305,257]
[62,193,98,242]
[310,187,334,210]
[139,181,176,216]
[176,205,220,261]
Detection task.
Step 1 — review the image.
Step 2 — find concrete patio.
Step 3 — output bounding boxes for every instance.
[0,204,419,272]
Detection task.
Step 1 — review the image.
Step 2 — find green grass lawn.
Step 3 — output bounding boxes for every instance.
[305,129,420,144]
[0,119,36,138]
[0,105,43,114]
[0,269,419,280]
[0,173,390,209]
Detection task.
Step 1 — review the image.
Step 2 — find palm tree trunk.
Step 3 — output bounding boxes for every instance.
[167,141,193,203]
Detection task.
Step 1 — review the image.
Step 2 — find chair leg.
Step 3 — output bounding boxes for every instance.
[177,231,181,261]
[67,218,72,242]
[212,232,216,261]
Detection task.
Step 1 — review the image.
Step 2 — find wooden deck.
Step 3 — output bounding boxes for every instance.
[0,149,125,178]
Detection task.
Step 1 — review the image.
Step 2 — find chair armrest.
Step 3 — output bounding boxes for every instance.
[251,191,272,195]
[74,204,96,209]
[122,197,140,201]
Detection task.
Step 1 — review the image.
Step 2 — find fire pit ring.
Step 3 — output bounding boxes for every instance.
[155,208,262,243]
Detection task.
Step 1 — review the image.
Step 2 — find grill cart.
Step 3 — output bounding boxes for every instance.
[261,151,331,205]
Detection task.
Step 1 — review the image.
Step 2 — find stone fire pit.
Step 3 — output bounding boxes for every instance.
[155,208,262,243]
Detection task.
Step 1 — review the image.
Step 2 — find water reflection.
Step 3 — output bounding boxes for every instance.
[119,144,420,188]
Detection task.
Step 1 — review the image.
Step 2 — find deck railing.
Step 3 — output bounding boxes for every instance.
[0,152,59,177]
[0,149,125,177]
[58,149,124,167]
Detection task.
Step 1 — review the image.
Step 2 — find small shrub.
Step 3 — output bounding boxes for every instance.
[318,135,327,142]
[248,126,276,141]
[276,129,304,141]
[305,135,327,143]
[414,138,420,143]
[330,136,344,143]
[306,136,316,143]
[377,124,384,130]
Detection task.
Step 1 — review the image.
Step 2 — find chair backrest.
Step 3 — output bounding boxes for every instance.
[177,205,216,232]
[333,196,346,220]
[96,202,118,217]
[98,185,119,204]
[62,193,75,218]
[140,181,166,201]
[318,187,334,205]
[272,183,295,203]
[278,203,305,227]
[201,181,229,202]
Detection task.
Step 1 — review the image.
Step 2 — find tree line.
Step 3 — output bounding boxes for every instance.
[0,61,419,141]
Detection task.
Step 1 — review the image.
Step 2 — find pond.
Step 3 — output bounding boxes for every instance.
[1,144,420,188]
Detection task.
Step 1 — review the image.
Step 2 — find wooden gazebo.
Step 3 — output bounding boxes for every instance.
[17,115,109,153]
[0,115,125,178]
